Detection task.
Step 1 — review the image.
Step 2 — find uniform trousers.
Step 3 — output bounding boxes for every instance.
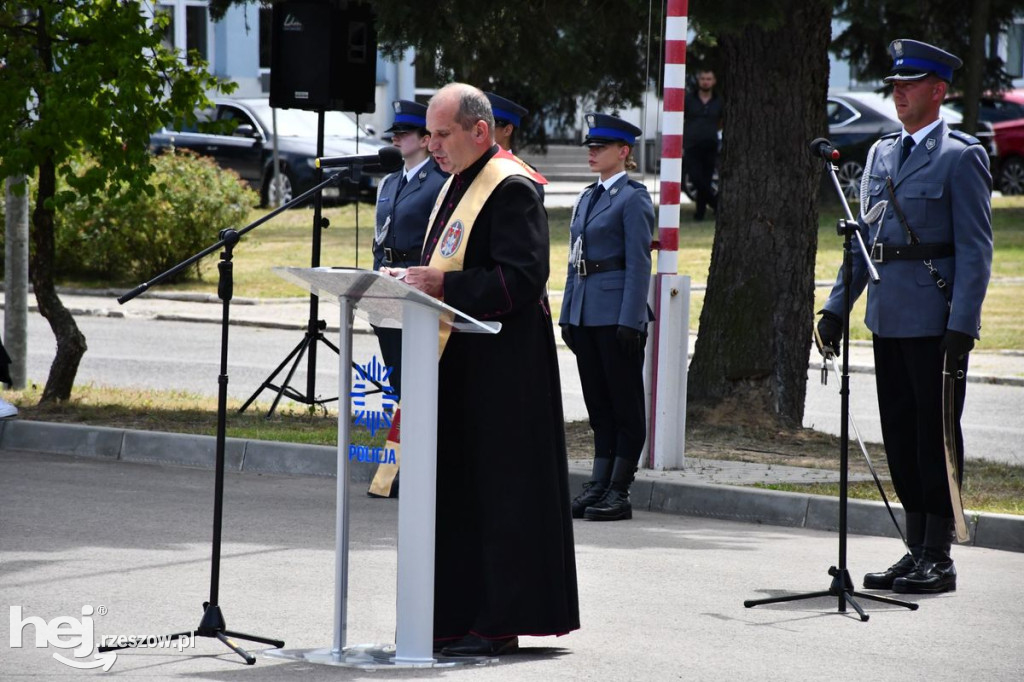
[872,335,968,519]
[570,325,646,465]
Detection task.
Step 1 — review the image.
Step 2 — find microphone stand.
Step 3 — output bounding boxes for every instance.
[743,144,917,621]
[98,170,352,664]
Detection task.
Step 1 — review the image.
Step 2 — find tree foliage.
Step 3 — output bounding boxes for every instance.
[832,0,1019,92]
[0,1,232,402]
[209,0,663,145]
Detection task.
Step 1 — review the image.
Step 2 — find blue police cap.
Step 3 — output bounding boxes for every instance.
[385,100,427,133]
[582,113,642,147]
[884,39,962,84]
[485,92,528,128]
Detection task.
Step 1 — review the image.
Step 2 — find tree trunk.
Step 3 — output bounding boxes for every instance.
[960,0,990,136]
[30,157,87,403]
[687,2,832,427]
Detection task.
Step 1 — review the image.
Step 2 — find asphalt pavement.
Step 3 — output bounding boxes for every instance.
[3,447,1023,681]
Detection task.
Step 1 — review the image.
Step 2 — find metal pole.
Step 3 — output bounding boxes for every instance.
[646,0,690,469]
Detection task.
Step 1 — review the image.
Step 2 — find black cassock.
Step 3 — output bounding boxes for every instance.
[425,147,580,642]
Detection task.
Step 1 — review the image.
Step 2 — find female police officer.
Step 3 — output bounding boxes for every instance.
[560,113,654,521]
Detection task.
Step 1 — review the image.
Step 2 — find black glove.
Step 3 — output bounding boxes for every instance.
[616,325,646,356]
[816,310,843,356]
[561,325,575,353]
[941,329,975,361]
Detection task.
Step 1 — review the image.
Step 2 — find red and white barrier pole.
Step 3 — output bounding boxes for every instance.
[645,0,691,470]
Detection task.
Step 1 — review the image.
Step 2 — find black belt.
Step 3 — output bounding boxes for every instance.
[383,247,421,264]
[576,257,625,276]
[870,242,954,263]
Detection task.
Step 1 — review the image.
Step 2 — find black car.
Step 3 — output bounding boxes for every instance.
[826,91,996,201]
[149,98,385,207]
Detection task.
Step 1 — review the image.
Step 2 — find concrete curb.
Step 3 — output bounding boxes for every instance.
[3,419,1020,554]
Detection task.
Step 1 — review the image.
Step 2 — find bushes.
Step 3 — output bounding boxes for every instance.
[55,150,258,283]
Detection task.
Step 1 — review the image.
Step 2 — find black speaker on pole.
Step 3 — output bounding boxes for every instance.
[269,0,377,114]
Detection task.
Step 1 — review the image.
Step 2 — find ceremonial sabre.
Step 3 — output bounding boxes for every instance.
[942,355,971,543]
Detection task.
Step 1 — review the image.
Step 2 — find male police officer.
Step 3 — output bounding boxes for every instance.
[817,39,993,594]
[368,100,447,498]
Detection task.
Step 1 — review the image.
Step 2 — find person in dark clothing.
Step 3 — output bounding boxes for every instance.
[390,83,579,657]
[367,100,448,498]
[683,69,723,221]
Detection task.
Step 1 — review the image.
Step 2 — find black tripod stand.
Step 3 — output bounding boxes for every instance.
[99,171,355,664]
[240,110,367,418]
[743,139,918,621]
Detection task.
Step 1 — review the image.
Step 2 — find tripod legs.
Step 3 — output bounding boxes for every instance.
[239,328,339,417]
[97,603,285,665]
[744,566,918,621]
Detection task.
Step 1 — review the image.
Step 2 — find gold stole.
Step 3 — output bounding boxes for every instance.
[368,154,534,497]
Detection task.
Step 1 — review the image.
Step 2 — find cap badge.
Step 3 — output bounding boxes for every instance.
[393,101,401,113]
[893,40,904,56]
[586,114,595,126]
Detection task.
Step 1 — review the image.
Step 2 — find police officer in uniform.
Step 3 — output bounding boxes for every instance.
[817,40,993,594]
[373,99,448,397]
[560,113,654,522]
[485,91,545,199]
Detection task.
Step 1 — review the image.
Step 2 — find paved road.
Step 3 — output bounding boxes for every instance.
[18,311,1024,466]
[3,447,1022,681]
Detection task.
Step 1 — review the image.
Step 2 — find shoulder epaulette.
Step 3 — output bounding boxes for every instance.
[949,129,981,146]
[880,131,900,140]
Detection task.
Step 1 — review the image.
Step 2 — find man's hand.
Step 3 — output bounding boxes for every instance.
[816,310,843,356]
[616,325,646,356]
[404,266,445,298]
[941,329,975,361]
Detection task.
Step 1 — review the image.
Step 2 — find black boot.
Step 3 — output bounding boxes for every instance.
[893,514,957,594]
[863,511,925,589]
[584,457,636,521]
[571,458,612,519]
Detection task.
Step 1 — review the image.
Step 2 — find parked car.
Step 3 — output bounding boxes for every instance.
[149,98,385,207]
[990,118,1024,195]
[945,89,1024,194]
[826,90,997,201]
[944,89,1024,123]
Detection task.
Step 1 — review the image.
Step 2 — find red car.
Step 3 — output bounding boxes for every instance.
[946,89,1024,194]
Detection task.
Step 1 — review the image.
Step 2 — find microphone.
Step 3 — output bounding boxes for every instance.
[315,146,403,172]
[809,137,839,161]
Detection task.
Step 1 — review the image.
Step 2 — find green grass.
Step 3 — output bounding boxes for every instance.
[62,195,1024,349]
[752,456,1024,516]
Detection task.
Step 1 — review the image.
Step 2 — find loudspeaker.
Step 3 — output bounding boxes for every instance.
[269,0,377,113]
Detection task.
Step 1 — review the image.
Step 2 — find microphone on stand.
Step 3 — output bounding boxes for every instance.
[315,146,403,173]
[809,137,840,161]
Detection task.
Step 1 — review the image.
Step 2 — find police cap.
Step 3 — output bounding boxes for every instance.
[385,100,427,134]
[883,39,963,84]
[582,113,642,147]
[485,92,528,128]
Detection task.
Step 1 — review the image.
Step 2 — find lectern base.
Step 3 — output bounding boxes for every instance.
[264,644,499,669]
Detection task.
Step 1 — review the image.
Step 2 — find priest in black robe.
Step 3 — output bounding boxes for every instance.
[395,82,580,657]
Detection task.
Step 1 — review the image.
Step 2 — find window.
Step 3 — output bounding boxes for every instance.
[826,99,860,127]
[158,1,209,65]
